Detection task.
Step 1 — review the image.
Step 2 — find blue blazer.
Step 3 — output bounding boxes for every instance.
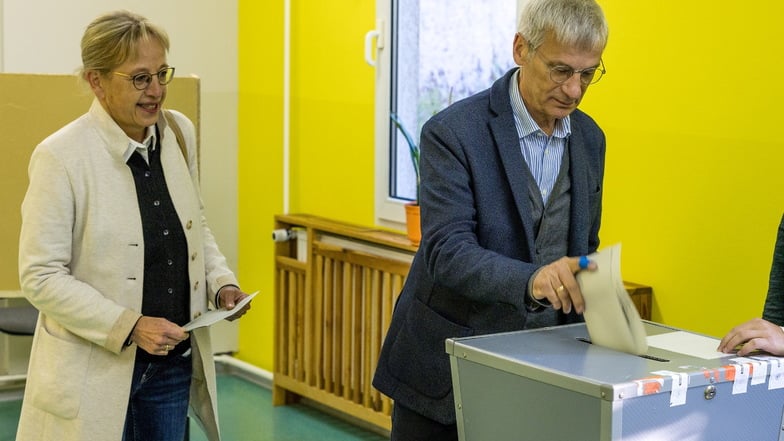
[373,68,606,424]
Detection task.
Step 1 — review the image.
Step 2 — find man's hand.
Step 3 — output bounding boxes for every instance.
[530,256,597,314]
[718,318,784,356]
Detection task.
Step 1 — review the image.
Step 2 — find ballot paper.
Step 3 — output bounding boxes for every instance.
[576,244,648,355]
[646,331,725,359]
[183,291,258,331]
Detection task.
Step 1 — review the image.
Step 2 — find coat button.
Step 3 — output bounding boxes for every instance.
[194,281,200,290]
[191,252,197,261]
[186,220,192,230]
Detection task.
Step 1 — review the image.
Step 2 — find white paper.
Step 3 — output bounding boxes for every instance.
[753,356,784,390]
[183,291,258,331]
[646,331,726,360]
[577,244,648,355]
[651,370,689,406]
[729,361,750,394]
[731,357,767,385]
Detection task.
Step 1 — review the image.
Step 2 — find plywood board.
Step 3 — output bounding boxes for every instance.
[0,73,200,290]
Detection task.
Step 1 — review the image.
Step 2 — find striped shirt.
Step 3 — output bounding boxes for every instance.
[509,69,571,205]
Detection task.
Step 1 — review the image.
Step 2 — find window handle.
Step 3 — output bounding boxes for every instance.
[364,19,384,67]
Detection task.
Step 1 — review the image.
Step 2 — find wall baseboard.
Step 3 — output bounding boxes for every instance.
[214,354,273,389]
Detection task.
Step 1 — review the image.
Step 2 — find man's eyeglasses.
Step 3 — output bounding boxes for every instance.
[535,52,605,86]
[112,67,176,90]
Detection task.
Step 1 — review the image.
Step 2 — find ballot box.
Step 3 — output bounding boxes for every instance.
[446,322,784,441]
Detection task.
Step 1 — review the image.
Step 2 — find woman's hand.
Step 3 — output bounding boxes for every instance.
[131,316,189,356]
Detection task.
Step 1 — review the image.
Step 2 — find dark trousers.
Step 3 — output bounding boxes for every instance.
[391,402,459,441]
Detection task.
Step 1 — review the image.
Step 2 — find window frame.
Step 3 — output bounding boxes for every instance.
[373,0,403,229]
[372,0,522,229]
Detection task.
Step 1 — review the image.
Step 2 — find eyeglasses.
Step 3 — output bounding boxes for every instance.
[112,67,176,90]
[535,52,605,86]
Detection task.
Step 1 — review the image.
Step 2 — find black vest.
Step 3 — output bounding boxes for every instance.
[126,131,191,361]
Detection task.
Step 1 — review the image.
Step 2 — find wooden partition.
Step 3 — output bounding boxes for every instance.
[272,213,653,431]
[0,74,201,375]
[0,73,200,293]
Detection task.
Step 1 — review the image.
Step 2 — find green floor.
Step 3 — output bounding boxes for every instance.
[0,374,388,441]
[0,399,21,441]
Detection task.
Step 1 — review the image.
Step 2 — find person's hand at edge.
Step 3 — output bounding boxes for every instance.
[717,318,784,356]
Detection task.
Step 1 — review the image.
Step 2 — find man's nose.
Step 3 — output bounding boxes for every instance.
[561,73,584,99]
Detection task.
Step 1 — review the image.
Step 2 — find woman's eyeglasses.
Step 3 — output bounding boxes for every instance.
[112,67,176,90]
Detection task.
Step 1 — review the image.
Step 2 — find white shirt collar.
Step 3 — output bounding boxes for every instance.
[122,125,158,163]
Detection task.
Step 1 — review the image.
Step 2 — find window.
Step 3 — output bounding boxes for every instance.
[372,0,519,227]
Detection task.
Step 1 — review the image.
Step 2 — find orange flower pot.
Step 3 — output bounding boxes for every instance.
[404,203,421,246]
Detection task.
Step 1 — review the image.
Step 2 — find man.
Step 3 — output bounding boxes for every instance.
[719,213,784,356]
[372,0,609,439]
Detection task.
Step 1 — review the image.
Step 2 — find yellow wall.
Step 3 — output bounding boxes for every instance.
[583,1,784,336]
[237,1,375,370]
[237,0,284,370]
[237,1,784,370]
[289,1,377,222]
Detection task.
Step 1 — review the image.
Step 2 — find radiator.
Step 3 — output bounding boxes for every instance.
[273,214,416,431]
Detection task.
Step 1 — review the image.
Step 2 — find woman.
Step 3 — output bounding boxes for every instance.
[16,10,249,441]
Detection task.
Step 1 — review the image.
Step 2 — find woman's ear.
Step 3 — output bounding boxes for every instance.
[85,70,105,98]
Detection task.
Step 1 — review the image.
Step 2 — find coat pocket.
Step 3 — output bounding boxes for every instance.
[28,322,89,419]
[388,297,473,399]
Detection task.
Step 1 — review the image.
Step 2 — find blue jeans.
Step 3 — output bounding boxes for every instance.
[123,355,192,441]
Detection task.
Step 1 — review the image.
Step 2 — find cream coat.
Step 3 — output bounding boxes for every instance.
[16,100,237,441]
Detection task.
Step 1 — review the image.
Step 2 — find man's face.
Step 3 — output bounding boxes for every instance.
[513,32,603,133]
[87,39,169,143]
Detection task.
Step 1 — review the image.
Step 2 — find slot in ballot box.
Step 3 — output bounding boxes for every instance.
[446,322,784,441]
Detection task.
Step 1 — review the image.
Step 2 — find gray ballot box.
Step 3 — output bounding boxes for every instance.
[446,322,784,441]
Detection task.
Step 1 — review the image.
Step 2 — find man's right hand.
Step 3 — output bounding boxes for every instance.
[530,256,597,314]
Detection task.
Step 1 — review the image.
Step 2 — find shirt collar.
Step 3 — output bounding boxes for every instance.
[509,68,571,139]
[121,125,158,163]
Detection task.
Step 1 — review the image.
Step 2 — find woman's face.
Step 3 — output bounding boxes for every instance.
[87,39,168,143]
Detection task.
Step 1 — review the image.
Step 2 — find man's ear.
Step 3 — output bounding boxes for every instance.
[512,33,530,66]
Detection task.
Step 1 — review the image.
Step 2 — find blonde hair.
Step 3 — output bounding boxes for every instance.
[79,10,170,77]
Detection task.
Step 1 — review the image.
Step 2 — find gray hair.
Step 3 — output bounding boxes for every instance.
[79,10,170,77]
[518,0,608,52]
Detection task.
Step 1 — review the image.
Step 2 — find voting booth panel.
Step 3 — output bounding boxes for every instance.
[0,73,205,376]
[447,322,784,441]
[0,73,200,293]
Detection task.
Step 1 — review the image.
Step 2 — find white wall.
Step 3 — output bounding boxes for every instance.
[0,0,238,272]
[1,0,240,352]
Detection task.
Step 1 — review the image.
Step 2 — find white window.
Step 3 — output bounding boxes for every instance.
[370,0,520,228]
